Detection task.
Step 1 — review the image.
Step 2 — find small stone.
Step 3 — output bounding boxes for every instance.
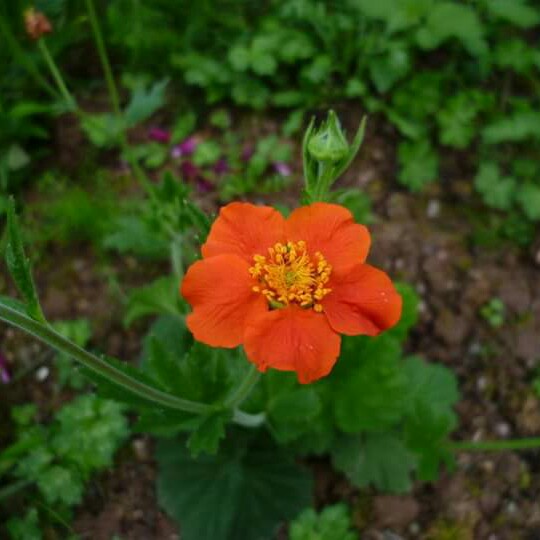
[427,199,441,218]
[408,522,421,536]
[494,422,511,438]
[35,366,50,382]
[373,496,420,529]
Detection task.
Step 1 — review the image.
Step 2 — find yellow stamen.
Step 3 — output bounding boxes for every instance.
[248,240,332,312]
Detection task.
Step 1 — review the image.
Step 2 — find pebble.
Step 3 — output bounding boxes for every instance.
[494,422,511,438]
[35,365,50,382]
[427,199,441,218]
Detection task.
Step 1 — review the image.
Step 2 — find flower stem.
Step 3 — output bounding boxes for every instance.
[0,301,210,415]
[225,363,261,409]
[85,0,121,117]
[37,39,76,110]
[450,437,540,452]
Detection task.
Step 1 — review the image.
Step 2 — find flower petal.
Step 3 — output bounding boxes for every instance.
[243,306,341,384]
[201,202,285,262]
[322,264,402,336]
[181,254,266,347]
[286,202,371,271]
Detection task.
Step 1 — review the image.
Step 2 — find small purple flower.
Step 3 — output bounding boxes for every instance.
[148,127,171,144]
[213,158,229,175]
[274,162,292,177]
[180,160,200,180]
[241,145,254,162]
[196,177,214,193]
[171,136,198,158]
[0,352,11,384]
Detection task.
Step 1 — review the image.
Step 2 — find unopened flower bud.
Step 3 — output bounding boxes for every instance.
[24,8,52,41]
[307,111,349,163]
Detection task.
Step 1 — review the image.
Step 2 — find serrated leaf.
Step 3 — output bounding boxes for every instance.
[474,162,516,211]
[5,199,45,322]
[398,139,439,192]
[485,0,540,28]
[186,411,230,457]
[157,433,312,540]
[516,182,540,221]
[37,464,84,505]
[403,356,459,416]
[483,111,540,144]
[124,276,182,326]
[402,357,459,481]
[124,79,169,127]
[334,335,408,432]
[290,504,358,540]
[332,432,416,493]
[416,2,487,56]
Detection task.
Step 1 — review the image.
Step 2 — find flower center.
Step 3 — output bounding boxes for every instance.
[249,241,332,312]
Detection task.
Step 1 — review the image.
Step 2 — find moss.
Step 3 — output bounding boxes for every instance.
[426,518,475,540]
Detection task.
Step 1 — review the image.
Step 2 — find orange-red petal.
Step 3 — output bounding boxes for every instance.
[285,202,370,271]
[322,263,402,336]
[181,254,266,347]
[201,202,285,262]
[243,306,341,384]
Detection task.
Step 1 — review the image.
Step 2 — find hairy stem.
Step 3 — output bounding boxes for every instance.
[0,302,210,415]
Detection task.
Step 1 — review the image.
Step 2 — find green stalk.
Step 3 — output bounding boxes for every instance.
[85,0,121,117]
[451,437,540,453]
[225,364,261,410]
[37,39,76,110]
[0,302,210,415]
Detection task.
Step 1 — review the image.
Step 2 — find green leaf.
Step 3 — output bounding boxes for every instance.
[484,0,540,28]
[37,464,84,505]
[334,335,408,432]
[186,411,230,457]
[124,79,169,127]
[52,395,129,473]
[6,508,42,540]
[474,162,516,211]
[402,357,459,481]
[172,112,196,143]
[332,432,416,493]
[5,199,45,322]
[289,504,358,540]
[7,144,30,171]
[397,140,439,192]
[403,356,459,416]
[369,43,410,93]
[125,276,182,326]
[404,402,456,481]
[192,140,222,166]
[388,282,419,341]
[483,111,540,144]
[516,182,540,221]
[81,113,125,148]
[416,3,487,56]
[265,371,322,443]
[157,433,312,540]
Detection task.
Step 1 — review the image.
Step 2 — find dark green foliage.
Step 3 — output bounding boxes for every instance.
[156,433,312,540]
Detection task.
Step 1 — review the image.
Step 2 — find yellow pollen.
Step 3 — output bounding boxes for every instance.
[248,241,332,312]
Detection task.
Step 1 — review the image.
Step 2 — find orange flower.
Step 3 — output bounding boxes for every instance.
[181,202,402,383]
[24,8,53,40]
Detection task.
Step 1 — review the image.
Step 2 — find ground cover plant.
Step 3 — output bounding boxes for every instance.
[2,1,540,538]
